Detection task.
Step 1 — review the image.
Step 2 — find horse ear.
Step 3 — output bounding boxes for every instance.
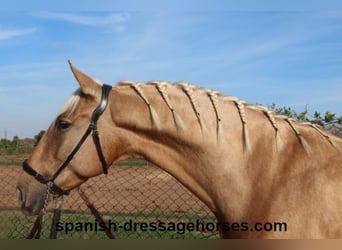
[68,60,101,97]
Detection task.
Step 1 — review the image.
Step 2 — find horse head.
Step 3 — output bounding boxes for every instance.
[16,62,116,215]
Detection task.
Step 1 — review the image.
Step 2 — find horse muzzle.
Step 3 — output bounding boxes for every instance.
[16,183,46,215]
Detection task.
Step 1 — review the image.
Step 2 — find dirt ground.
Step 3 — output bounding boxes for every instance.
[0,165,213,217]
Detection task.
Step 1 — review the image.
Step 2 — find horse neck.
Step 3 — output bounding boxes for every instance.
[107,83,342,221]
[106,84,249,216]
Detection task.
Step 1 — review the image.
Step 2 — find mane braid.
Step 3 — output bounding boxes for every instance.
[207,90,222,143]
[147,81,184,130]
[176,82,205,135]
[264,109,283,150]
[250,105,283,150]
[130,83,160,129]
[234,100,251,153]
[285,118,311,153]
[310,124,339,151]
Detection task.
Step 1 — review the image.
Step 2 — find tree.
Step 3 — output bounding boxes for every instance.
[34,130,46,147]
[267,103,342,137]
[268,103,342,125]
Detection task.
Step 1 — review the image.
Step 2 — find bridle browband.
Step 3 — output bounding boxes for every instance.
[22,84,113,196]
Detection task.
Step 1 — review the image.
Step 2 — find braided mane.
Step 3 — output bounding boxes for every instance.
[115,80,340,154]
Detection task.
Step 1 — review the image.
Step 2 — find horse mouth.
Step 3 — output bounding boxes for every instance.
[16,187,45,216]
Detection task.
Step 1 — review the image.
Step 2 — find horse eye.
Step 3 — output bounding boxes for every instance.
[57,120,72,131]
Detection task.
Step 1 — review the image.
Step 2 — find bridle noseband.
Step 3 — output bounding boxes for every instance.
[22,84,113,196]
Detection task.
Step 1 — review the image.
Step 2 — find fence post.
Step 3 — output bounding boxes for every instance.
[49,196,64,239]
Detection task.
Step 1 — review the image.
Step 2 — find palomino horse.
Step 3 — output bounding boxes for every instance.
[16,62,342,238]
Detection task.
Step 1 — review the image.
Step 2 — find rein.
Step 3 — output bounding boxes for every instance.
[22,84,112,196]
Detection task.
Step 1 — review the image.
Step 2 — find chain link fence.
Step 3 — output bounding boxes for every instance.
[1,124,341,239]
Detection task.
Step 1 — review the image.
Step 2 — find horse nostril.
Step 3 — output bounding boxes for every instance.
[16,187,24,206]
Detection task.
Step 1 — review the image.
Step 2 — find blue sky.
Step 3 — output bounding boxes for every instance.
[1,3,342,138]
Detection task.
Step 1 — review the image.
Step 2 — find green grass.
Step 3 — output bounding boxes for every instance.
[0,211,37,239]
[0,160,23,166]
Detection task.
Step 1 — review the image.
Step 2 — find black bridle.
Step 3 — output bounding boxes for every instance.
[22,84,113,196]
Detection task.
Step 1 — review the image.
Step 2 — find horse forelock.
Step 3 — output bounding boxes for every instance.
[56,80,104,119]
[55,88,82,120]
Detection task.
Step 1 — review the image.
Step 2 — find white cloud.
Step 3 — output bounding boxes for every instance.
[0,28,37,40]
[36,12,129,30]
